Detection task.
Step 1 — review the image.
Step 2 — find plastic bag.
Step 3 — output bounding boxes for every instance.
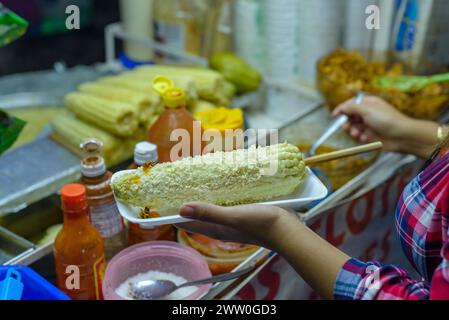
[0,3,28,47]
[0,110,26,155]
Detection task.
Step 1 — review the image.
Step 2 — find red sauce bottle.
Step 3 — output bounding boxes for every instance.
[54,184,105,300]
[79,139,126,261]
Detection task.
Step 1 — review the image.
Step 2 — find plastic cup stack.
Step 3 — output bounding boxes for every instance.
[297,0,343,84]
[233,0,265,73]
[263,0,299,79]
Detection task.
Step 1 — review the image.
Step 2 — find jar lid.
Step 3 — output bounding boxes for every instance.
[81,156,106,177]
[134,141,158,166]
[80,139,106,177]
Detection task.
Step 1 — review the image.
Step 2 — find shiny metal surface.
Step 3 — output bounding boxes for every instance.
[0,226,34,265]
[0,66,114,216]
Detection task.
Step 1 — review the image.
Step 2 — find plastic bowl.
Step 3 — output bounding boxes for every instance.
[103,241,212,300]
[177,230,260,275]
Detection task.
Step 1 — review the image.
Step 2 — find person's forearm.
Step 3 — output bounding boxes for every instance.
[271,215,350,300]
[394,118,440,159]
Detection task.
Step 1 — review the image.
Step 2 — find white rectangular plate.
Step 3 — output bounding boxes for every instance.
[112,168,328,228]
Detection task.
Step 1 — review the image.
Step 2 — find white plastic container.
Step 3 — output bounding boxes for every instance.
[111,168,327,228]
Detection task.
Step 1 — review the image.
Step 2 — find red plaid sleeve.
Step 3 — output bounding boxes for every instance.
[335,151,449,300]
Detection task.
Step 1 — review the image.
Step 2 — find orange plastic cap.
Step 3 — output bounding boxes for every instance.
[60,184,87,212]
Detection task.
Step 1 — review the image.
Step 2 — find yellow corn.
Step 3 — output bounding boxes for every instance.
[65,92,139,137]
[122,72,198,101]
[50,113,124,165]
[111,143,307,215]
[189,99,216,116]
[133,65,224,102]
[78,82,157,125]
[99,76,157,95]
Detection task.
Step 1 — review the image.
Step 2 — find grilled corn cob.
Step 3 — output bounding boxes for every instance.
[111,143,306,215]
[65,92,139,137]
[78,82,157,125]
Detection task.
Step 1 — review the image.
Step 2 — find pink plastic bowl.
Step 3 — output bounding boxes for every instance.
[103,241,212,300]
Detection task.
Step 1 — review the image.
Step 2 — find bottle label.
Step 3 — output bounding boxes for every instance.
[89,201,124,238]
[93,255,106,300]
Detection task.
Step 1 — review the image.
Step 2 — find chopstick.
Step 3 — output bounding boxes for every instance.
[303,142,383,166]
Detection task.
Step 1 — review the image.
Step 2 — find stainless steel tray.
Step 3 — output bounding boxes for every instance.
[0,225,34,265]
[0,137,81,216]
[0,66,115,216]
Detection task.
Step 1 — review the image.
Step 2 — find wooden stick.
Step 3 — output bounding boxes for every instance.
[304,142,383,166]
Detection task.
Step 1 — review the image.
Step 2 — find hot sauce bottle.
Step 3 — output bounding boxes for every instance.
[53,184,105,300]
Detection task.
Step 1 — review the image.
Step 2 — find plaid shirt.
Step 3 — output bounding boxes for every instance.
[334,150,449,300]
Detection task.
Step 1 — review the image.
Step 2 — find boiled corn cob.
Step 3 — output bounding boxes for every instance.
[99,74,197,103]
[189,99,216,116]
[98,75,161,99]
[111,143,307,215]
[122,72,198,101]
[78,82,157,125]
[65,92,139,137]
[133,65,224,102]
[51,113,123,165]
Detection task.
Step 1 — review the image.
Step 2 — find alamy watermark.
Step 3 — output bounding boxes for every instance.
[65,5,80,30]
[366,5,380,30]
[64,265,80,290]
[363,265,381,299]
[169,123,281,176]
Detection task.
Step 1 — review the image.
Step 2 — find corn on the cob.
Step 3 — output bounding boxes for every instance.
[122,72,198,101]
[111,143,306,215]
[189,99,216,116]
[65,92,139,137]
[78,82,157,125]
[51,113,124,165]
[99,74,197,103]
[99,76,157,95]
[133,65,224,102]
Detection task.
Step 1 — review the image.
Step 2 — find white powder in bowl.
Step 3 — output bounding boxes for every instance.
[115,270,199,300]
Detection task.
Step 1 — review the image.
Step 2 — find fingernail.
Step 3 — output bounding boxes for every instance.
[360,134,367,142]
[180,205,195,217]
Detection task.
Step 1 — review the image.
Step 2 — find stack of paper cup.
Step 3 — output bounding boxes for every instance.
[297,0,343,84]
[233,0,265,72]
[263,0,299,78]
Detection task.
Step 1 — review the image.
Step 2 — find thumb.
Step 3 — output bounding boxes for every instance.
[332,97,367,118]
[179,202,238,227]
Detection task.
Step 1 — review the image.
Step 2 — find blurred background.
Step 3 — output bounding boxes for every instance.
[0,0,119,76]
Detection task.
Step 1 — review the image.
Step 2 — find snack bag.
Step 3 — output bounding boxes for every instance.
[0,3,28,47]
[0,110,26,155]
